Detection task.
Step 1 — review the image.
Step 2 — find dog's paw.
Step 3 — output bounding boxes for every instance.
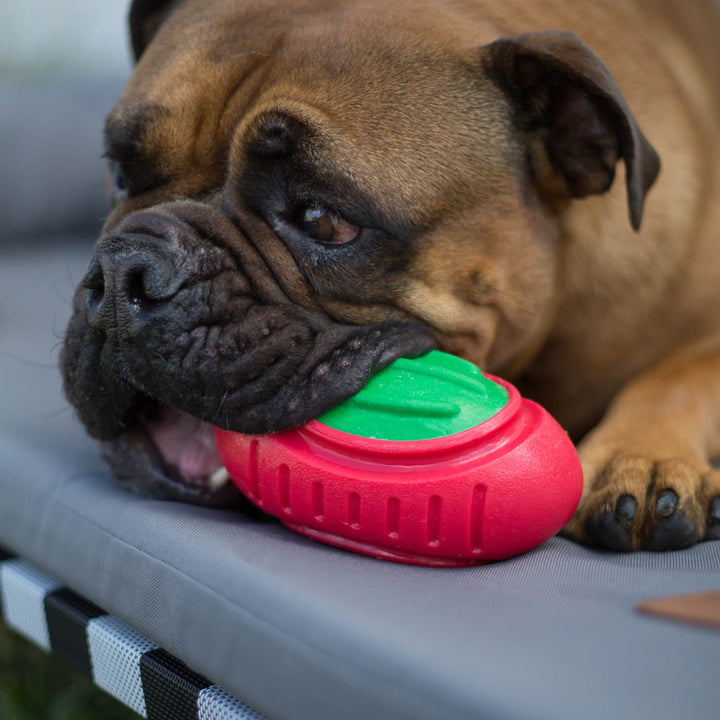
[563,455,720,551]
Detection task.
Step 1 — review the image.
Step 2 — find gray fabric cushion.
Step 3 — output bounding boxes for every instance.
[1,242,719,720]
[0,78,126,244]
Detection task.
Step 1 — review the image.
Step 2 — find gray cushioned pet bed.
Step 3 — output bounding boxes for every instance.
[1,242,719,720]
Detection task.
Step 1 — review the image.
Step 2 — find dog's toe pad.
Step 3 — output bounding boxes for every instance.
[646,505,700,550]
[705,497,720,541]
[585,495,637,551]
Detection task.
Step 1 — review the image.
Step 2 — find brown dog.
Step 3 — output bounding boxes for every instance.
[61,0,720,551]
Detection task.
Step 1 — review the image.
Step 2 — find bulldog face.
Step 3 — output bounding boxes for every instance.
[61,0,657,503]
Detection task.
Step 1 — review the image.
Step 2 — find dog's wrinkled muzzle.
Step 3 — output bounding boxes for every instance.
[60,202,435,503]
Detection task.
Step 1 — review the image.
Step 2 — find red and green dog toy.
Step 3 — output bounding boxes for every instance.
[217,351,582,566]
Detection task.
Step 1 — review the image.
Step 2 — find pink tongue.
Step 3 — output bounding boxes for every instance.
[143,407,223,482]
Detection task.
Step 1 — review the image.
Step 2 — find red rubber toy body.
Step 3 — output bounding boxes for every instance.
[216,370,583,566]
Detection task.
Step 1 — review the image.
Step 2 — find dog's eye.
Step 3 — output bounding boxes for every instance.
[106,157,130,205]
[298,204,359,245]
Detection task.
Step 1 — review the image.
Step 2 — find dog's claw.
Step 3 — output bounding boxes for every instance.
[655,489,678,518]
[615,494,638,522]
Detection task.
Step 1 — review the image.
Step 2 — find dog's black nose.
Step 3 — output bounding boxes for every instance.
[83,235,185,331]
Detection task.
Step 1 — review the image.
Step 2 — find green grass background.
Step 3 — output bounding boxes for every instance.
[0,622,136,720]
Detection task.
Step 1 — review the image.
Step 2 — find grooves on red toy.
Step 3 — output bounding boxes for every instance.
[217,375,583,566]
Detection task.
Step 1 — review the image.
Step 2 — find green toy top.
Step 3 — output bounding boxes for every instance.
[317,350,509,441]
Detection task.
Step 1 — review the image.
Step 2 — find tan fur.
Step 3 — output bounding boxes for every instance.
[110,0,720,549]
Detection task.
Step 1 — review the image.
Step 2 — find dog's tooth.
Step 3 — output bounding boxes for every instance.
[210,466,230,489]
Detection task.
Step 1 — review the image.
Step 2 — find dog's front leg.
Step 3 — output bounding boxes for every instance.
[563,345,720,550]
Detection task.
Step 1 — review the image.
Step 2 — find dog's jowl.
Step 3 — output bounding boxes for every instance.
[62,0,720,550]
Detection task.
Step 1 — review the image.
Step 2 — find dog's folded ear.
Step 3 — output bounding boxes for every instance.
[129,0,180,61]
[483,30,660,231]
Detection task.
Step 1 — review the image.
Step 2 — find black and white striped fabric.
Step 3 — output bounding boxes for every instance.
[0,546,266,720]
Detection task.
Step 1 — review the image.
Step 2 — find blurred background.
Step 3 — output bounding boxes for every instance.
[1,5,138,717]
[0,0,132,249]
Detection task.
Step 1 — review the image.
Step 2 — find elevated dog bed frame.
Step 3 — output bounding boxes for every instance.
[1,243,719,720]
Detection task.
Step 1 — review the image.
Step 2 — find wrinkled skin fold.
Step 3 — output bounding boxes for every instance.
[61,202,435,504]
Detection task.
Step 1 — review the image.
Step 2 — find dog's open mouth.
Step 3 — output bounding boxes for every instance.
[101,397,242,506]
[141,405,229,490]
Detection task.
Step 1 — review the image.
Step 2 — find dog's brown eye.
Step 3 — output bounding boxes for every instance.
[299,204,359,245]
